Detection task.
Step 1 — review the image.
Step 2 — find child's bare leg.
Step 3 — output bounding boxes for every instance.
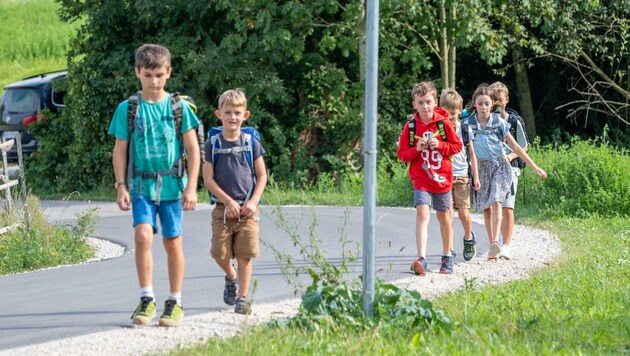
[415,205,430,258]
[490,202,502,243]
[458,208,473,238]
[436,210,453,254]
[163,236,184,294]
[483,208,493,242]
[235,257,252,299]
[501,207,514,245]
[214,257,237,281]
[135,224,154,288]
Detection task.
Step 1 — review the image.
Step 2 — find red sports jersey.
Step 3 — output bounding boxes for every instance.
[397,107,463,193]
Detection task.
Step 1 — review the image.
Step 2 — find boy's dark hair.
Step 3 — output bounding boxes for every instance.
[411,82,438,102]
[135,44,171,69]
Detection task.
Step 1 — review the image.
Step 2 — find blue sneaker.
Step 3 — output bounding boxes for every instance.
[410,257,428,276]
[439,255,454,274]
[463,231,477,261]
[223,277,238,306]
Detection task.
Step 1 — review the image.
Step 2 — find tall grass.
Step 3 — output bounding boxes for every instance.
[0,0,77,90]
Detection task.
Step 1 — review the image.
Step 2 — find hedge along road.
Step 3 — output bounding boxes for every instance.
[0,200,490,351]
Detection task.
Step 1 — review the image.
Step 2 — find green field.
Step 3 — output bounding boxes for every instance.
[0,0,76,91]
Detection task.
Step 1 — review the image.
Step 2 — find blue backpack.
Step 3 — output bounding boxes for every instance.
[207,126,262,204]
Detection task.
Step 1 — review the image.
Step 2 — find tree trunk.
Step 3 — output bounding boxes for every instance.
[512,47,537,139]
[439,0,449,89]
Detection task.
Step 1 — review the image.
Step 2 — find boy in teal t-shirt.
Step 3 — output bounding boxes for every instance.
[108,44,200,327]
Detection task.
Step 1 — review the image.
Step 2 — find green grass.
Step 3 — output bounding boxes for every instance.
[0,0,77,91]
[170,215,629,355]
[0,194,96,275]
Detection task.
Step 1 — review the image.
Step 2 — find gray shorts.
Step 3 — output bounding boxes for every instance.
[502,167,521,209]
[414,189,452,211]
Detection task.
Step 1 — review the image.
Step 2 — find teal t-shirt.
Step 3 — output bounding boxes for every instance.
[108,93,200,201]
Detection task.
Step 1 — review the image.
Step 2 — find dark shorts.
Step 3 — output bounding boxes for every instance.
[414,189,452,211]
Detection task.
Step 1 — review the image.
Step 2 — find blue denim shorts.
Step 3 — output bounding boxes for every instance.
[414,189,452,211]
[132,194,183,238]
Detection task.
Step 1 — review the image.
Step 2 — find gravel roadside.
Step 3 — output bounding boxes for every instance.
[3,215,560,356]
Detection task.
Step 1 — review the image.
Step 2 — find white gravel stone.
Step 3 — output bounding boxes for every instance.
[3,215,560,356]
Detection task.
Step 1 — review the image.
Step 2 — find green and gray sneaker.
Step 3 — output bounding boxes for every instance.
[159,299,184,327]
[463,231,477,261]
[131,296,156,326]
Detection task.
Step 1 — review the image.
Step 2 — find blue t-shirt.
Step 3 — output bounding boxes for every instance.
[466,112,510,162]
[108,93,200,201]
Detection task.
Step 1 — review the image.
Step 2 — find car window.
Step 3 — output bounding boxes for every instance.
[51,87,66,107]
[3,89,39,114]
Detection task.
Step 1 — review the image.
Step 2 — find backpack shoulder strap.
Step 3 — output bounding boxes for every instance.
[407,115,415,147]
[209,132,222,166]
[127,91,141,135]
[242,132,254,169]
[436,120,447,141]
[170,92,183,140]
[125,91,141,187]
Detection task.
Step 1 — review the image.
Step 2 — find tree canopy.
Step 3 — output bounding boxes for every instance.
[27,0,629,192]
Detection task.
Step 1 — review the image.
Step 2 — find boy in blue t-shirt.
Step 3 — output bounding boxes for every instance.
[109,44,200,327]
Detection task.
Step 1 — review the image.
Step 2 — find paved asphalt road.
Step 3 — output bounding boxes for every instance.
[0,201,488,351]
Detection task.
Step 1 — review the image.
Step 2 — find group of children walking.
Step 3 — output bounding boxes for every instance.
[398,82,547,276]
[108,43,546,328]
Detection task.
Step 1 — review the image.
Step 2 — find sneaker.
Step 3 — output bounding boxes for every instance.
[234,298,251,314]
[159,299,184,327]
[488,241,501,260]
[224,276,238,306]
[439,255,454,274]
[463,232,477,261]
[131,296,156,326]
[410,257,428,276]
[499,244,512,260]
[450,249,457,259]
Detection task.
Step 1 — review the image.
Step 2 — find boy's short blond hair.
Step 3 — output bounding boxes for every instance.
[489,81,509,98]
[411,82,438,102]
[135,44,171,70]
[218,89,247,109]
[439,89,463,110]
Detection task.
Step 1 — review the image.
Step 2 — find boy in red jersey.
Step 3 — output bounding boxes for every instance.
[397,82,463,275]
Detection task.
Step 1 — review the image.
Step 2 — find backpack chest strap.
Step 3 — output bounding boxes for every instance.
[214,146,250,155]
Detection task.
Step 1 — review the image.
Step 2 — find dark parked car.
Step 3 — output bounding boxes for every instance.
[0,71,67,159]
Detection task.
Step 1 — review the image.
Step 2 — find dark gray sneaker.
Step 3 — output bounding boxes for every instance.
[234,298,251,314]
[463,231,477,261]
[223,277,238,306]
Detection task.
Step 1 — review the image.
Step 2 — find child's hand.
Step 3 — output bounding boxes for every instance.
[429,137,440,149]
[416,138,428,152]
[116,188,131,211]
[473,180,481,191]
[225,200,241,219]
[533,166,548,178]
[241,200,258,218]
[181,188,197,211]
